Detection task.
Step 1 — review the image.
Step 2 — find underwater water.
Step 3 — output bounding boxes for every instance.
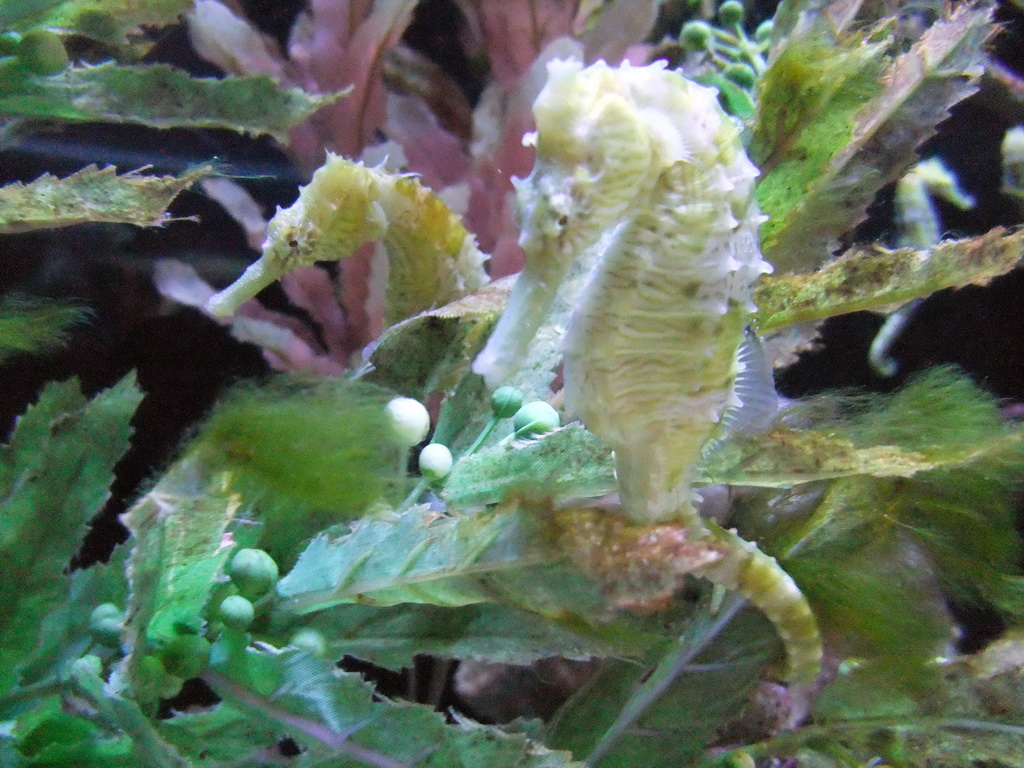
[2,1,1024,766]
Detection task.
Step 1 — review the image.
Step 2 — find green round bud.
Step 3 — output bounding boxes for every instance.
[386,397,430,448]
[74,10,120,41]
[218,595,255,631]
[70,654,104,679]
[0,58,30,96]
[16,28,68,76]
[418,443,453,481]
[88,603,125,647]
[723,62,757,89]
[289,628,328,658]
[490,386,524,419]
[718,0,745,26]
[754,19,774,43]
[680,20,713,51]
[228,548,279,600]
[90,602,123,622]
[160,634,211,680]
[0,33,20,57]
[513,401,560,437]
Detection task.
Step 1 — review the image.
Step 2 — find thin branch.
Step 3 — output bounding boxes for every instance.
[204,670,412,768]
[585,594,748,766]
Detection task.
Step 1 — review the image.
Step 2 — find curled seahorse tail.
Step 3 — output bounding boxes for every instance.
[696,522,822,683]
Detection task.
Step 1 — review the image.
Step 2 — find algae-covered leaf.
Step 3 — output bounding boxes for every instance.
[445,425,618,508]
[755,228,1024,332]
[0,295,87,361]
[0,63,340,141]
[759,2,994,272]
[702,366,1024,488]
[739,636,1024,767]
[726,371,1024,682]
[276,504,550,614]
[364,272,512,400]
[699,429,940,487]
[191,376,408,562]
[752,29,887,272]
[207,648,584,768]
[0,374,142,694]
[304,602,635,670]
[0,165,210,234]
[547,608,777,768]
[29,0,192,45]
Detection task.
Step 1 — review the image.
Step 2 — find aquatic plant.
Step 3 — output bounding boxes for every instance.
[2,0,1024,767]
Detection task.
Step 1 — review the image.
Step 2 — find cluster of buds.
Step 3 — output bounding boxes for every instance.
[679,1,773,115]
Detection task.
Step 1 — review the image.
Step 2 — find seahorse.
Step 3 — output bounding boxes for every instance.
[509,59,822,682]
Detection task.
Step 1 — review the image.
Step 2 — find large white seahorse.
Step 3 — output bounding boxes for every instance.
[484,59,822,682]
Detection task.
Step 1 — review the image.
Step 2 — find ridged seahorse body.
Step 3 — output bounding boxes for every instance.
[540,60,822,682]
[473,59,661,388]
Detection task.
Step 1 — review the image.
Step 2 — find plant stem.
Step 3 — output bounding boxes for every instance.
[463,414,501,457]
[713,715,1024,766]
[0,678,63,714]
[585,594,747,766]
[204,670,412,768]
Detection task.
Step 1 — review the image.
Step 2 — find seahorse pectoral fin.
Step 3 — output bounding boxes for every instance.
[693,521,822,683]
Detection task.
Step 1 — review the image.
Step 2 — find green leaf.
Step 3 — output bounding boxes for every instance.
[302,602,636,671]
[13,546,128,692]
[0,0,67,29]
[10,695,135,767]
[755,228,1024,332]
[206,648,584,768]
[66,665,191,768]
[158,703,281,765]
[0,296,87,361]
[0,63,340,141]
[444,425,617,509]
[274,502,676,658]
[0,165,210,234]
[121,456,238,660]
[546,607,777,768]
[276,504,549,614]
[0,374,142,694]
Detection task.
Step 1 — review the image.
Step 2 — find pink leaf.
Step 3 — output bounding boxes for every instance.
[280,266,348,358]
[454,0,578,88]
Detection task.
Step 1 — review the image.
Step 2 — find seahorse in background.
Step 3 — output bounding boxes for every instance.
[482,58,822,682]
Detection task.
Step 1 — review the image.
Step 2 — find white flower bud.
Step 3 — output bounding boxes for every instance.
[418,443,453,480]
[387,397,430,448]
